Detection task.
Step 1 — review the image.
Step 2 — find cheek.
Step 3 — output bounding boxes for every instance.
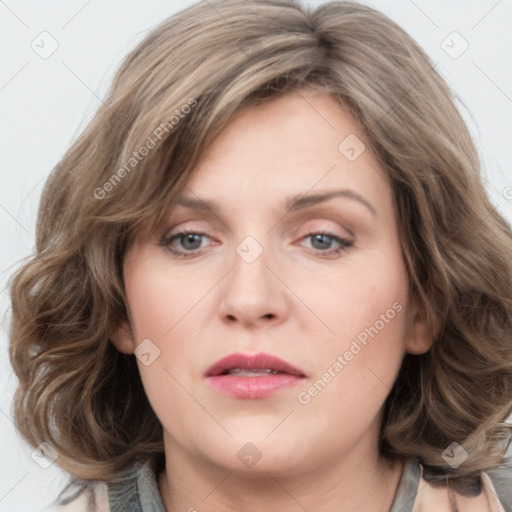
[124,255,201,341]
[123,262,197,432]
[294,305,408,440]
[296,249,409,398]
[123,255,208,408]
[301,242,409,346]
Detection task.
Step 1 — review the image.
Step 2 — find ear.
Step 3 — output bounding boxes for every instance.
[404,294,435,355]
[110,320,136,355]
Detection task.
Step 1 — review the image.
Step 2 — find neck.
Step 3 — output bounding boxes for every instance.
[157,436,404,512]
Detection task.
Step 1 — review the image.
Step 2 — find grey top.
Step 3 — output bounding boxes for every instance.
[106,458,511,512]
[106,459,422,512]
[44,457,512,512]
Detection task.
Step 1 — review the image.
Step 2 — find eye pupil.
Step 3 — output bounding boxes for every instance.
[182,233,202,250]
[311,234,331,250]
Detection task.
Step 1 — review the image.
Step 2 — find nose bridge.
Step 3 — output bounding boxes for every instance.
[217,233,286,326]
[235,234,266,266]
[230,233,273,297]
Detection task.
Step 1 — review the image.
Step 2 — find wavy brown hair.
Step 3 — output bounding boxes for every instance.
[8,0,512,486]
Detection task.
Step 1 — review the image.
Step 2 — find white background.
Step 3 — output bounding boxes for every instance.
[1,0,511,510]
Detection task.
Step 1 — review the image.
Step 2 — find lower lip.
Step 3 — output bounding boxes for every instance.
[206,374,304,398]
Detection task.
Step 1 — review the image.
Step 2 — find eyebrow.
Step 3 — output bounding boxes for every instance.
[173,188,377,216]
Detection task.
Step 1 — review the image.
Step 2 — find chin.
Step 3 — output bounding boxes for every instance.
[208,436,307,475]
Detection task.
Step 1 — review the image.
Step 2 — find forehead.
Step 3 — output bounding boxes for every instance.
[133,91,397,244]
[171,91,391,217]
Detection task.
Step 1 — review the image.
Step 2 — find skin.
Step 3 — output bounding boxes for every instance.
[112,90,433,512]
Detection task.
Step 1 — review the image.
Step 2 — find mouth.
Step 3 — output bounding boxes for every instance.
[205,352,306,399]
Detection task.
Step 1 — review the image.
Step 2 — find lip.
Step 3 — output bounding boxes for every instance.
[205,352,306,399]
[205,352,306,377]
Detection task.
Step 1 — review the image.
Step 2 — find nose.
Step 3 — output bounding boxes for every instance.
[217,238,288,330]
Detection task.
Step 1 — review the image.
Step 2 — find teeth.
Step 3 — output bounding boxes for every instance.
[225,368,281,376]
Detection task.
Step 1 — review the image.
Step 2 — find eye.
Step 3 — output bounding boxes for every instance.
[158,229,354,259]
[159,230,213,258]
[299,231,354,258]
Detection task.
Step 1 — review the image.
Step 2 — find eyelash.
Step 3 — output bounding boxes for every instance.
[158,229,354,259]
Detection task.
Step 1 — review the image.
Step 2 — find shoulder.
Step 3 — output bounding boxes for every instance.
[487,458,512,512]
[40,481,109,512]
[413,461,512,512]
[38,460,162,512]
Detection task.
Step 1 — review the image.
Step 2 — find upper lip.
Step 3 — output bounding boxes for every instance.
[205,352,306,377]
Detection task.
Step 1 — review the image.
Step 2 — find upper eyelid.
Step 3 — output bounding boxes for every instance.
[162,225,352,243]
[163,211,357,235]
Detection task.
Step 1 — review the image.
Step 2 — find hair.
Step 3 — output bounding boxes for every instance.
[8,0,512,490]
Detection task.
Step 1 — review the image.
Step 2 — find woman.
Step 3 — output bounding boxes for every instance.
[9,0,512,510]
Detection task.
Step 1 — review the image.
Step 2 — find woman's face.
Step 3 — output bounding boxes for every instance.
[113,90,431,476]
